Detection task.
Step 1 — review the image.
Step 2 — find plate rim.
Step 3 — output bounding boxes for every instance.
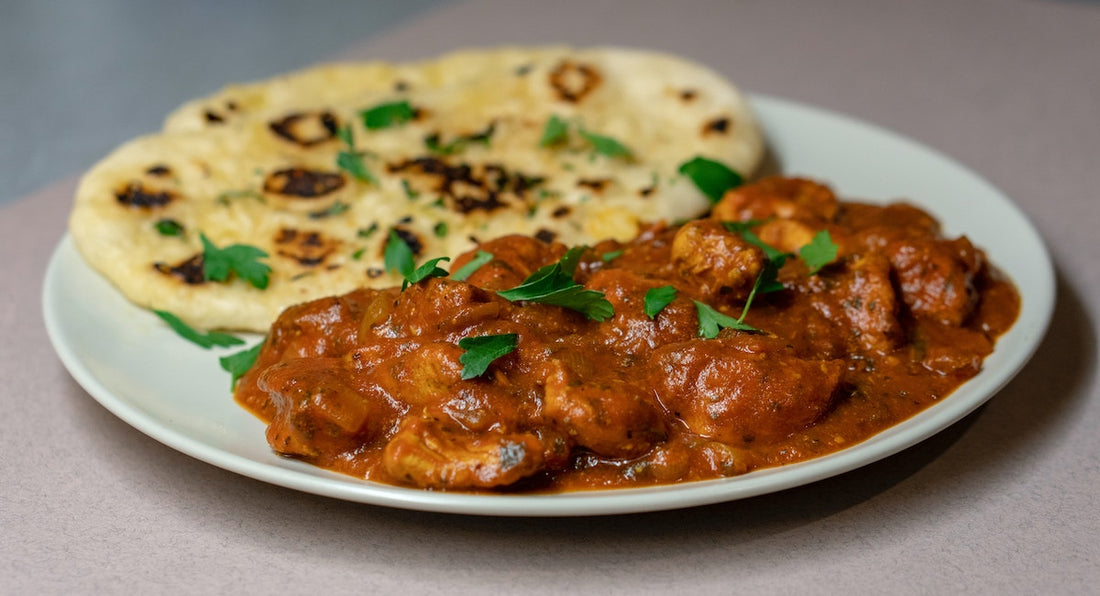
[42,94,1056,516]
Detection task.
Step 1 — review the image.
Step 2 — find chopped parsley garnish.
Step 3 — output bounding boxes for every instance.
[153,310,245,349]
[351,247,366,260]
[694,300,759,338]
[357,222,379,239]
[383,229,449,289]
[578,128,632,160]
[601,249,624,262]
[219,341,264,388]
[539,115,570,147]
[538,117,631,159]
[458,333,519,380]
[154,219,184,236]
[200,233,271,289]
[335,125,377,184]
[214,189,264,206]
[644,286,678,319]
[497,246,614,321]
[424,124,494,155]
[450,250,494,282]
[401,179,420,200]
[678,156,744,203]
[799,230,839,274]
[360,100,415,130]
[308,201,350,219]
[433,221,448,238]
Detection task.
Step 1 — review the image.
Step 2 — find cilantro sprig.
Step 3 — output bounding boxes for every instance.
[200,233,271,289]
[694,300,759,338]
[360,100,415,130]
[153,310,245,349]
[578,128,632,159]
[219,342,265,388]
[644,285,678,319]
[678,156,744,203]
[335,125,377,184]
[539,114,570,147]
[450,250,494,282]
[458,333,518,379]
[799,230,839,274]
[497,246,614,321]
[537,115,633,160]
[384,230,450,289]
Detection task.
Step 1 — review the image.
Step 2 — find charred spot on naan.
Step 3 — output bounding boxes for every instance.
[389,158,544,215]
[387,226,424,257]
[274,228,341,268]
[145,164,173,177]
[154,254,206,285]
[268,111,339,147]
[201,99,239,125]
[263,167,346,198]
[116,182,177,209]
[703,116,731,136]
[549,60,602,103]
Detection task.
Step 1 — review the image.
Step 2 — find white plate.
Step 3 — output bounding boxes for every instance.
[43,95,1055,516]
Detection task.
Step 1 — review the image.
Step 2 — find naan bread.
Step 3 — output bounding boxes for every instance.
[69,46,764,331]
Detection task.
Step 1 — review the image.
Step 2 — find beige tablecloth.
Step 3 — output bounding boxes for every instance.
[3,0,1097,592]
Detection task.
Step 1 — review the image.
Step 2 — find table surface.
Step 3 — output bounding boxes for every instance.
[3,0,1098,592]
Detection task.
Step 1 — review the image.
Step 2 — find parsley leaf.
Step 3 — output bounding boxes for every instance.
[601,249,624,262]
[578,128,632,159]
[155,219,184,236]
[539,115,570,147]
[384,230,449,289]
[335,125,377,184]
[406,257,451,289]
[214,189,265,206]
[678,156,744,203]
[644,286,678,319]
[219,341,264,389]
[200,233,271,289]
[308,201,350,219]
[360,100,415,130]
[497,246,614,321]
[424,123,494,155]
[450,250,494,282]
[693,300,759,338]
[799,230,839,274]
[153,310,245,349]
[383,229,415,279]
[458,333,518,379]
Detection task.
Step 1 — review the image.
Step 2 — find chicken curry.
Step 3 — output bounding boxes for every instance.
[234,177,1019,492]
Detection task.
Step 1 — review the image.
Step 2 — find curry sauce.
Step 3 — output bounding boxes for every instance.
[234,177,1019,492]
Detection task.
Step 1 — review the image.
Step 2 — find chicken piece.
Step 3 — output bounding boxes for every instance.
[374,277,505,340]
[542,361,667,459]
[369,341,468,407]
[670,219,764,301]
[829,253,903,354]
[451,234,565,291]
[887,236,982,326]
[712,177,839,223]
[236,289,382,419]
[382,417,545,489]
[585,268,697,356]
[650,336,843,445]
[258,357,394,458]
